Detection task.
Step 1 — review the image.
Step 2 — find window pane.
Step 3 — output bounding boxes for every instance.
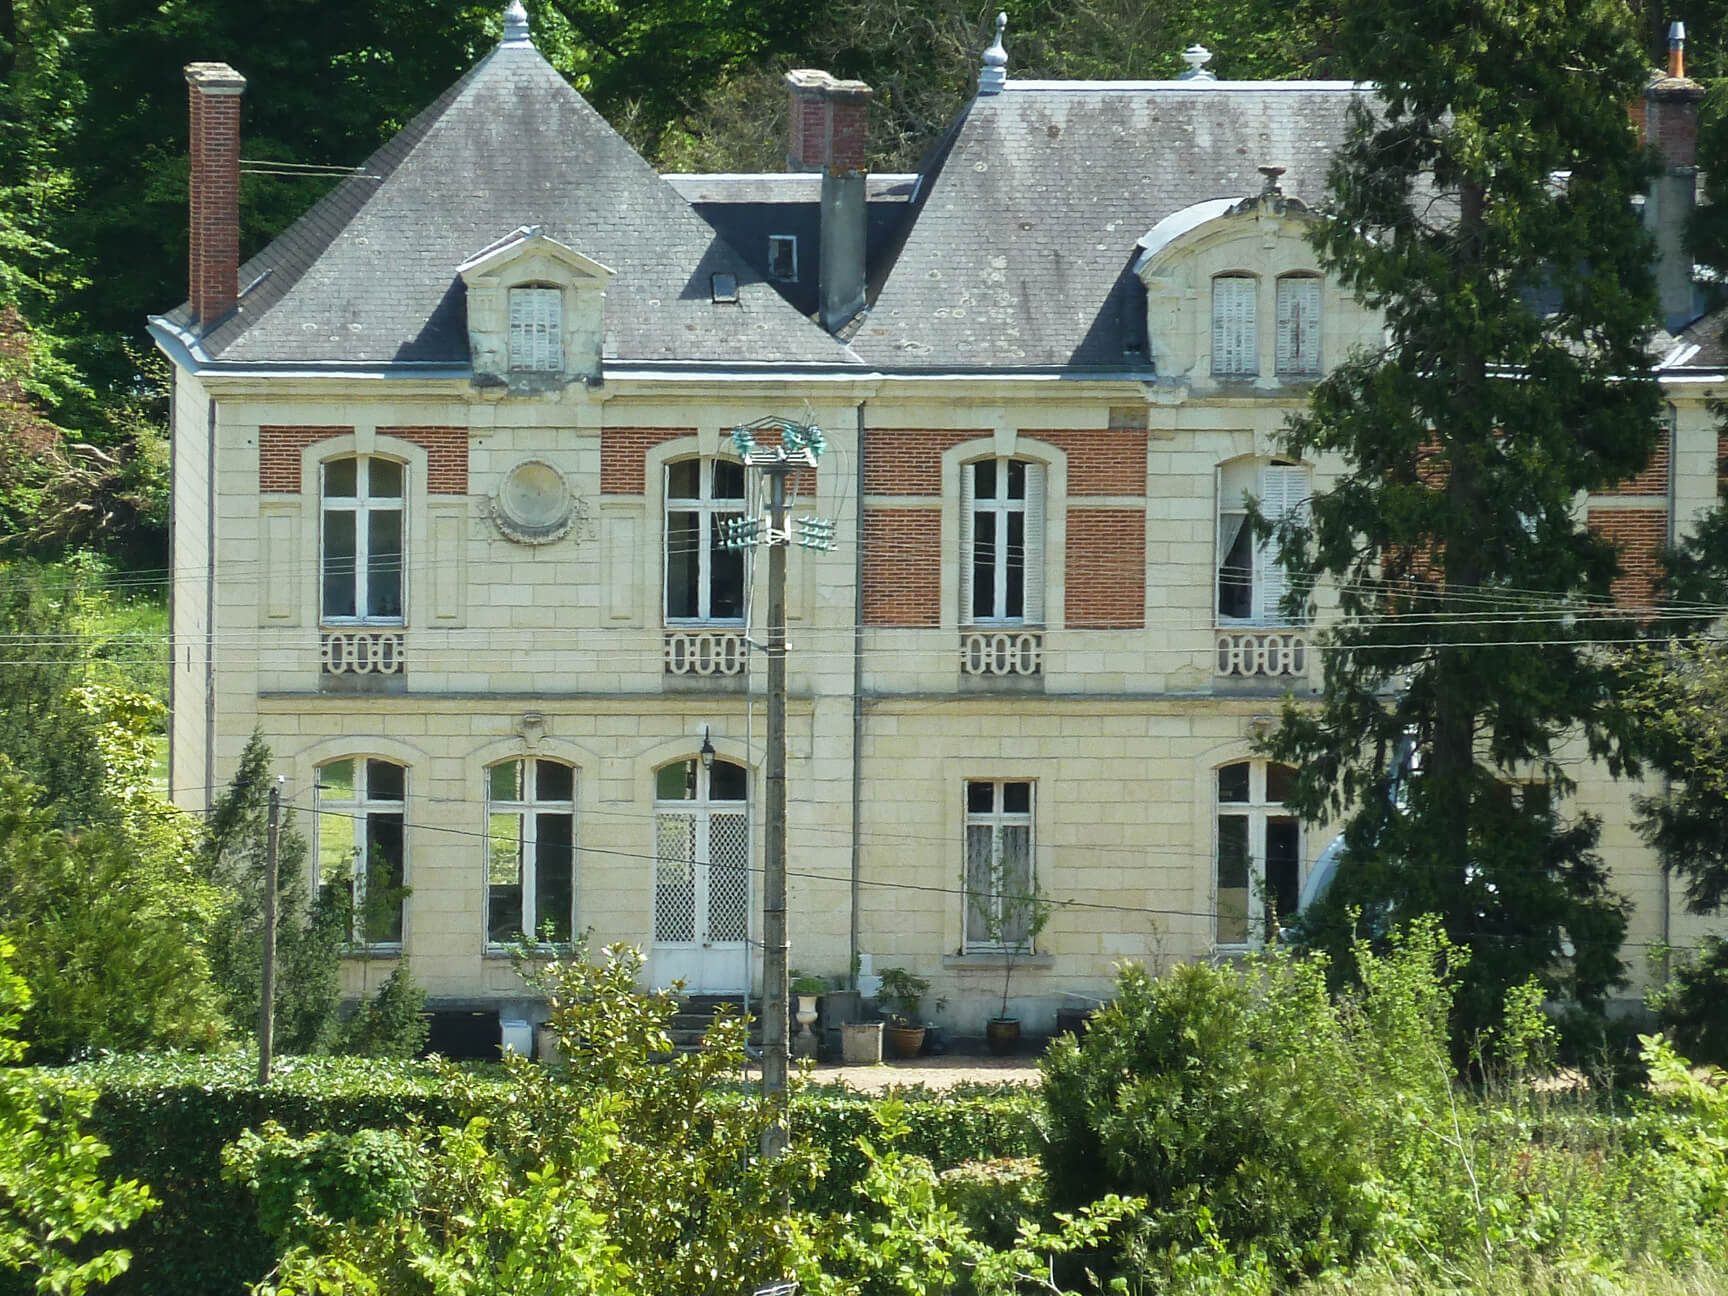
[318,808,353,885]
[973,459,996,500]
[1003,781,1031,814]
[1265,763,1296,805]
[710,760,747,802]
[1005,511,1025,619]
[665,511,700,618]
[322,511,357,619]
[667,460,700,499]
[367,509,403,618]
[489,760,524,803]
[1217,814,1250,944]
[967,781,994,814]
[973,511,997,619]
[709,521,745,620]
[534,813,574,943]
[1266,816,1301,930]
[1007,459,1026,501]
[487,812,524,943]
[324,458,357,497]
[657,760,695,801]
[536,760,574,803]
[1218,763,1251,804]
[367,760,404,801]
[712,460,745,500]
[368,458,403,498]
[964,824,995,943]
[320,759,355,800]
[1218,513,1253,619]
[364,813,405,943]
[1000,825,1033,946]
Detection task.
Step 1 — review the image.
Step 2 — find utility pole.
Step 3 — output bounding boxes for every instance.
[721,417,833,1157]
[258,777,282,1085]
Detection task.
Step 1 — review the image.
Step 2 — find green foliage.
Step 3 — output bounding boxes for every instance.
[205,732,345,1054]
[1266,0,1663,1033]
[333,966,429,1060]
[1647,937,1728,1067]
[222,1124,418,1246]
[876,965,933,1024]
[934,1156,1045,1251]
[0,938,155,1296]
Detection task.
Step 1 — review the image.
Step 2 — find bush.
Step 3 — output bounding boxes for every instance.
[1649,936,1728,1068]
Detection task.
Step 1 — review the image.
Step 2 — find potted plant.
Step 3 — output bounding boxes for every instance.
[877,967,943,1058]
[790,972,828,1057]
[968,865,1052,1056]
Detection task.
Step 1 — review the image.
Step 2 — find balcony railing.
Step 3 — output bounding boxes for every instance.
[960,629,1043,677]
[1215,628,1307,679]
[321,628,405,677]
[664,629,748,676]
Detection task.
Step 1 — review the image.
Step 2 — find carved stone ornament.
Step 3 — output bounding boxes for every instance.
[491,459,582,544]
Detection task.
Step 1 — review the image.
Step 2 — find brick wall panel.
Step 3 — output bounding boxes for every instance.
[863,430,983,495]
[1065,508,1146,628]
[380,426,467,494]
[862,508,941,626]
[1600,437,1669,496]
[1037,429,1148,496]
[258,426,350,492]
[601,427,692,494]
[1588,506,1668,610]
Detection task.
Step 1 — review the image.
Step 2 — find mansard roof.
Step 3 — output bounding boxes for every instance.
[156,33,859,371]
[849,79,1363,372]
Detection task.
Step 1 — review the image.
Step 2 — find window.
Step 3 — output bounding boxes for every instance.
[767,235,798,282]
[508,285,562,371]
[321,456,404,623]
[1275,274,1321,376]
[665,458,747,624]
[960,458,1045,625]
[1212,274,1258,377]
[1217,459,1309,624]
[316,758,406,945]
[1215,760,1300,945]
[653,758,749,946]
[486,758,576,945]
[964,780,1035,952]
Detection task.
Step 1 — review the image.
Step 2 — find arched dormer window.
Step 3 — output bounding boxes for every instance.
[1211,274,1258,377]
[508,284,562,372]
[1275,273,1322,376]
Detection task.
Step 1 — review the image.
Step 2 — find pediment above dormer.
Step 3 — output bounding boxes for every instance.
[458,225,616,390]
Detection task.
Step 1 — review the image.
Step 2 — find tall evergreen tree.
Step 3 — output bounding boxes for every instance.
[1265,0,1664,1030]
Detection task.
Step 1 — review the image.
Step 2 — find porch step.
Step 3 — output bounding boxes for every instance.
[669,994,762,1051]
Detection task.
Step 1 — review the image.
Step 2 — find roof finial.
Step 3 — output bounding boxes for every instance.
[1258,164,1286,195]
[979,12,1009,96]
[1668,20,1687,79]
[1179,44,1216,81]
[502,0,531,47]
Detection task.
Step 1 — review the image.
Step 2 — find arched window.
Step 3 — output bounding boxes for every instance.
[960,457,1045,625]
[1211,273,1258,377]
[653,757,748,948]
[1275,273,1322,376]
[1215,760,1299,946]
[1216,458,1310,625]
[665,458,747,624]
[315,758,407,945]
[321,455,404,623]
[509,284,562,371]
[486,758,576,945]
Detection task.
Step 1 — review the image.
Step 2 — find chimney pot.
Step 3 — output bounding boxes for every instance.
[185,61,247,326]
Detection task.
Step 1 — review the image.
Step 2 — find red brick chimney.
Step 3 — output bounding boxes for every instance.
[785,69,871,175]
[185,61,247,325]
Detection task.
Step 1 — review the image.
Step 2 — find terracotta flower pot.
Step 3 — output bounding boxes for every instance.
[986,1017,1021,1055]
[886,1023,926,1058]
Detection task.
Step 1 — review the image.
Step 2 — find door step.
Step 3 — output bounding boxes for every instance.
[669,994,761,1051]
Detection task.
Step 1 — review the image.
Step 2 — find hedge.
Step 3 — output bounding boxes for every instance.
[46,1055,1040,1296]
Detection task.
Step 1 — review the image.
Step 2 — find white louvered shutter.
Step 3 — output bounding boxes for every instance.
[509,287,562,371]
[1212,276,1257,377]
[1022,461,1045,625]
[958,461,976,625]
[1257,465,1310,623]
[1275,276,1321,376]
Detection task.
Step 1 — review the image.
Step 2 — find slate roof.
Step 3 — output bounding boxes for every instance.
[1657,305,1728,372]
[156,35,858,370]
[850,80,1364,372]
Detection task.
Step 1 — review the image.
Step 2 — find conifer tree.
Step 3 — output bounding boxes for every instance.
[1265,0,1664,1030]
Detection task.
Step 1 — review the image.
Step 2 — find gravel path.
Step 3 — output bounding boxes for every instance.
[761,1053,1043,1092]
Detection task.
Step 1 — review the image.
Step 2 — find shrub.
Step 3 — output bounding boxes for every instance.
[334,966,429,1059]
[1649,936,1728,1068]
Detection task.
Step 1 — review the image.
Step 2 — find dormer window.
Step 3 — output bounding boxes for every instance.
[1276,274,1321,376]
[768,235,798,282]
[1212,274,1257,377]
[509,285,562,371]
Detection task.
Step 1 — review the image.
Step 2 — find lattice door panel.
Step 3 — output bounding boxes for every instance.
[707,811,750,943]
[654,812,697,943]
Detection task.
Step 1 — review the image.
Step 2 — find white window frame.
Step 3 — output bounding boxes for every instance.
[767,234,798,282]
[652,758,750,946]
[320,455,405,626]
[1214,760,1301,948]
[485,757,578,947]
[509,284,563,372]
[664,458,748,626]
[1211,273,1258,378]
[1275,273,1322,377]
[959,457,1045,626]
[1216,460,1310,626]
[963,779,1036,954]
[315,758,407,948]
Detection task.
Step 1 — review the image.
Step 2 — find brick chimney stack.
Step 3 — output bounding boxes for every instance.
[185,61,247,326]
[785,70,874,333]
[1641,22,1705,330]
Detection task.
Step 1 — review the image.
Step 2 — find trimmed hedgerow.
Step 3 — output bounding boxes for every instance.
[43,1055,1037,1296]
